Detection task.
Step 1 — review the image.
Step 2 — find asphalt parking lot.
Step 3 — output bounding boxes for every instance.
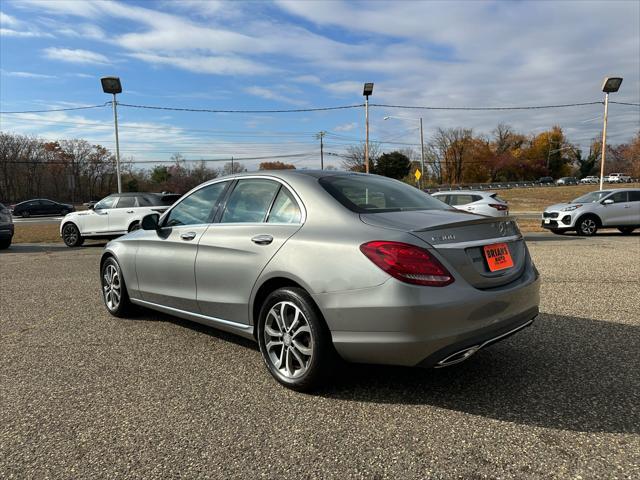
[1,234,639,479]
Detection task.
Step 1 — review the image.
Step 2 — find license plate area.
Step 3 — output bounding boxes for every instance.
[483,242,514,272]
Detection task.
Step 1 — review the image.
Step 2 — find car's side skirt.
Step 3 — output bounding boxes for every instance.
[130,298,255,340]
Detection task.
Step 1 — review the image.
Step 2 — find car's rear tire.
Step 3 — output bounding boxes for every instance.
[62,223,84,247]
[576,215,599,236]
[618,227,635,235]
[100,256,133,317]
[257,287,334,392]
[60,209,69,216]
[0,238,11,249]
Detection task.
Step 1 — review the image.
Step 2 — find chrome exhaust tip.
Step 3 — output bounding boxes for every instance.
[435,345,481,368]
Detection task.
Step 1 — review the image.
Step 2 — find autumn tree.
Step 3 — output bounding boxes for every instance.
[259,161,296,170]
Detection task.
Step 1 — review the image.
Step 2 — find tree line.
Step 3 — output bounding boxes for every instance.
[341,124,639,185]
[1,125,638,203]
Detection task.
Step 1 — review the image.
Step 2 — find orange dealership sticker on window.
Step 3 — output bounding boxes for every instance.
[483,243,514,272]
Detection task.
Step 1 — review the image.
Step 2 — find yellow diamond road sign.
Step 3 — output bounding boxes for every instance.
[414,169,422,181]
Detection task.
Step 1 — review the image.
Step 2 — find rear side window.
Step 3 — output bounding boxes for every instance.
[608,191,628,203]
[165,182,228,227]
[320,175,446,213]
[220,179,280,223]
[628,191,640,202]
[267,188,301,224]
[137,195,153,206]
[115,196,136,208]
[490,193,506,202]
[449,194,474,206]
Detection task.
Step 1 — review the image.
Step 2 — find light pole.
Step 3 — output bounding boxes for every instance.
[599,76,623,190]
[363,83,374,173]
[101,76,123,193]
[383,115,425,183]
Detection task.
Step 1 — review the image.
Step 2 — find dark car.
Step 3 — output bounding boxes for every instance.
[0,202,14,249]
[538,176,554,184]
[11,199,75,218]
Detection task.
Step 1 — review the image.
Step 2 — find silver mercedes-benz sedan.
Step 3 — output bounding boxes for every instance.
[100,171,540,391]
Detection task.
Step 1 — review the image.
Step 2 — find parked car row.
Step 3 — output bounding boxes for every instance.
[541,188,640,236]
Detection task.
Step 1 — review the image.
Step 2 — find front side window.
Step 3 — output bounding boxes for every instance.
[267,188,302,224]
[320,175,447,213]
[94,196,117,210]
[220,179,280,223]
[608,191,628,203]
[165,182,228,227]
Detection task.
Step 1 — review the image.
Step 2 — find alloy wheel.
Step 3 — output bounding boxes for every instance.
[580,218,597,235]
[264,301,313,379]
[102,264,121,311]
[63,224,78,245]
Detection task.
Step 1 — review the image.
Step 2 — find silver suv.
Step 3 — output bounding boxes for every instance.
[541,188,640,235]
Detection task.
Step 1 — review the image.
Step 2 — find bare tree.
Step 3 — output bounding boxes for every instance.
[430,128,473,184]
[340,142,381,172]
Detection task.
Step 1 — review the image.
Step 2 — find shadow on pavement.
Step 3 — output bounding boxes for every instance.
[0,242,107,253]
[317,313,639,435]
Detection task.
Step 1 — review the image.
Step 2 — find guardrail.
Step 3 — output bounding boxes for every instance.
[424,179,639,193]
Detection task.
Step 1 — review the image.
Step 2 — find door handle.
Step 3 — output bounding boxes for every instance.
[251,234,273,245]
[180,231,197,241]
[127,210,135,213]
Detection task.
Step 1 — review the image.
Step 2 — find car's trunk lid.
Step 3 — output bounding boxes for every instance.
[360,209,525,289]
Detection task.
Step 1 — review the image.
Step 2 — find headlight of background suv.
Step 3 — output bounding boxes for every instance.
[562,204,582,211]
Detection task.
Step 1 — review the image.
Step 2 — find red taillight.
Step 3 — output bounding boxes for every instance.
[489,203,508,211]
[360,241,454,287]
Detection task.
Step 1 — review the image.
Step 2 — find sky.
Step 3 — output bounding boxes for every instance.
[1,0,639,170]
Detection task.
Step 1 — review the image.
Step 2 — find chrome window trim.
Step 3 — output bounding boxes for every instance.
[433,234,522,249]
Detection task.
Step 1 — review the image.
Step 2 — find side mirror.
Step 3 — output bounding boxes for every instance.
[141,213,160,230]
[603,199,614,205]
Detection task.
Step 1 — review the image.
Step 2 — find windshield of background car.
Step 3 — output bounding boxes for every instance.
[319,175,448,213]
[572,191,612,203]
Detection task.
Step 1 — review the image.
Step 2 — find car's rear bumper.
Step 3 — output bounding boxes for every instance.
[0,224,14,239]
[312,264,540,367]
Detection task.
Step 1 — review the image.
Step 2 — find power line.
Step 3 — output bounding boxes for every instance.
[0,103,109,114]
[610,101,640,107]
[116,102,365,114]
[370,101,606,111]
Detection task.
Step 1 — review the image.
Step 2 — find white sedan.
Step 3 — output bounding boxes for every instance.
[431,191,509,217]
[60,192,179,247]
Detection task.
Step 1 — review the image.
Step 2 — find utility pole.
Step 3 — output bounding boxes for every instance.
[316,131,326,170]
[111,94,122,193]
[231,156,234,174]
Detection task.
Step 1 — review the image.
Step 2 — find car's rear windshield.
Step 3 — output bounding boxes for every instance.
[319,175,447,213]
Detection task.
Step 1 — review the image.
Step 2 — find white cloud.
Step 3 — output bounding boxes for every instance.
[0,11,20,26]
[334,122,358,132]
[244,86,306,106]
[43,47,110,65]
[0,70,56,79]
[128,52,273,76]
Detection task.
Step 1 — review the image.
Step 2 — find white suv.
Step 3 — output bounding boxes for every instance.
[607,173,631,183]
[60,193,180,247]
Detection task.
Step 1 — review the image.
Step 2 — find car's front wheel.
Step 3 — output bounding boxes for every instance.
[257,287,334,391]
[21,211,30,218]
[618,227,635,235]
[62,223,84,247]
[576,215,599,236]
[101,256,133,317]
